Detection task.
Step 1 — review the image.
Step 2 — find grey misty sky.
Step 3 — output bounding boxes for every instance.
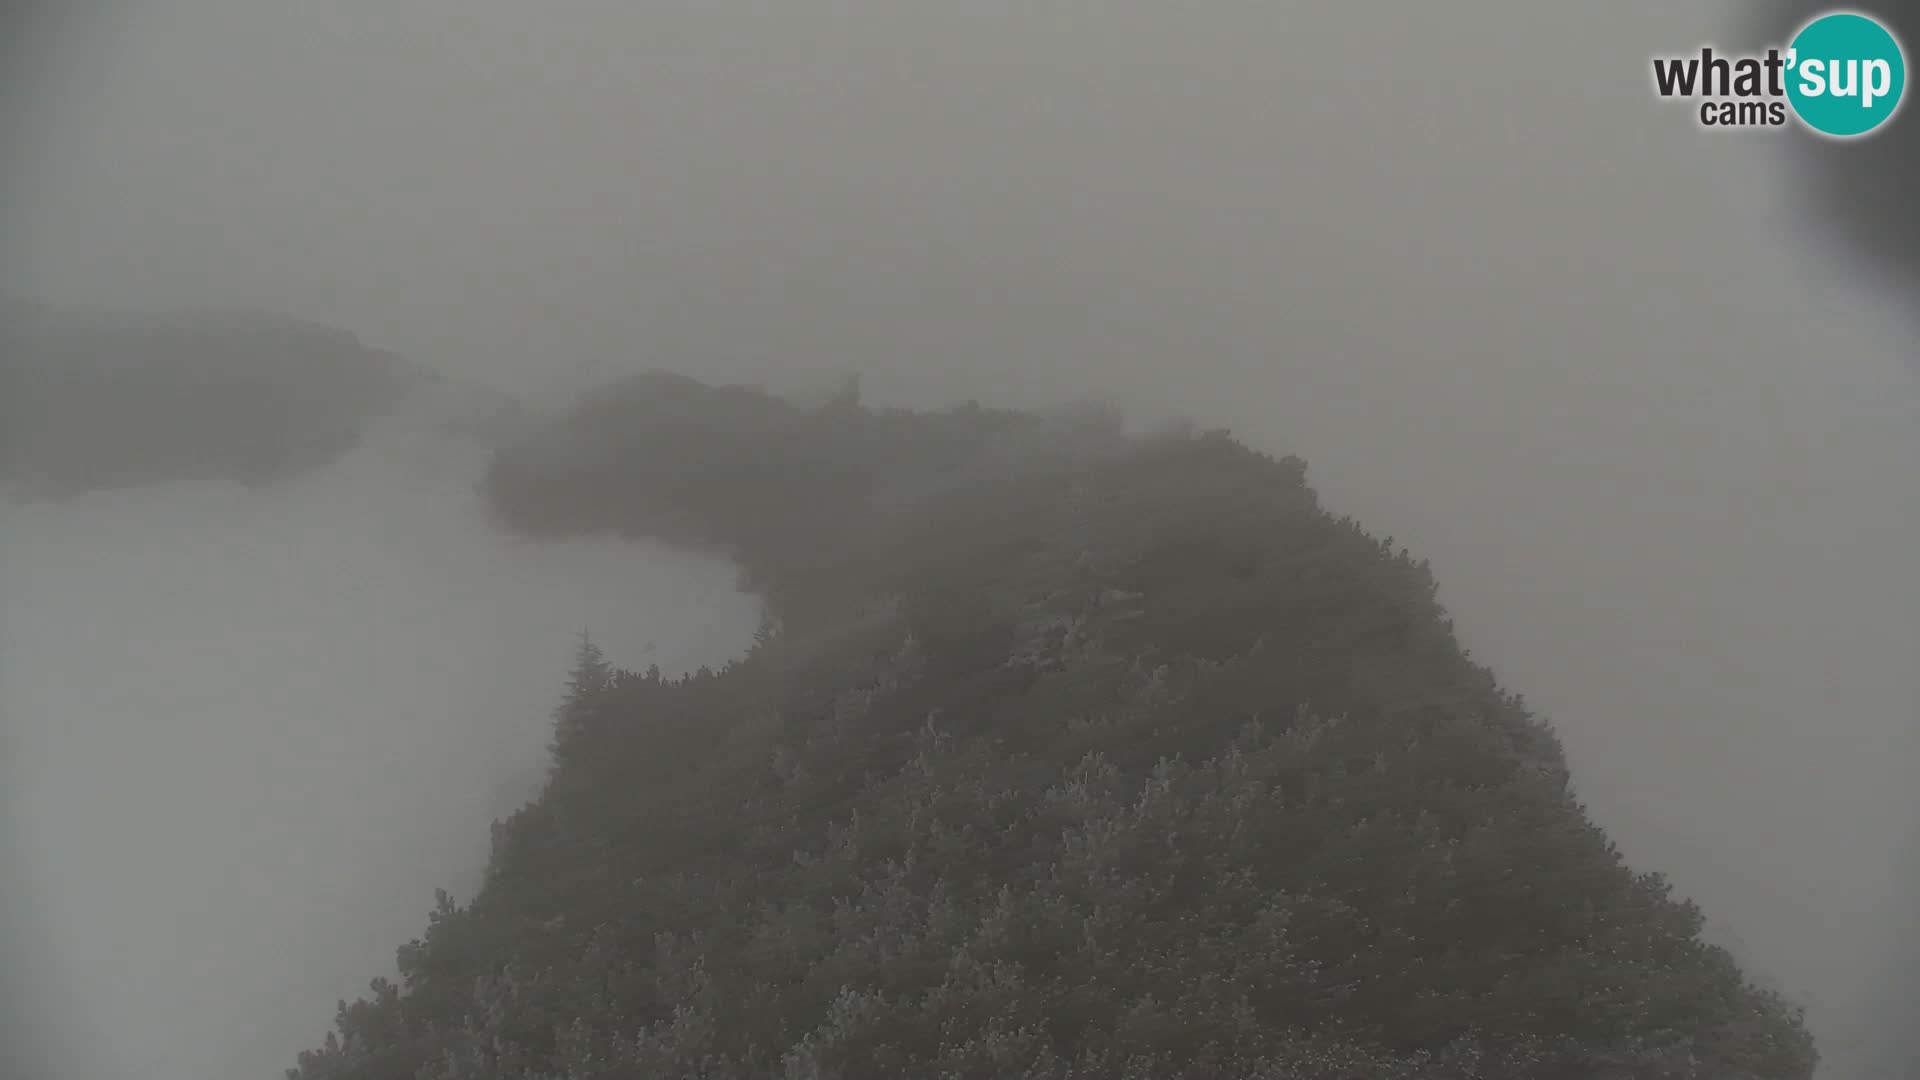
[7,1,1920,1076]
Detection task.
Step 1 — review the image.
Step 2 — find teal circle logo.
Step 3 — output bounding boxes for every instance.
[1786,11,1907,138]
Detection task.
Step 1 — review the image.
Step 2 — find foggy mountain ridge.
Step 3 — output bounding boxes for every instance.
[278,373,1818,1079]
[0,301,536,500]
[9,4,1920,1078]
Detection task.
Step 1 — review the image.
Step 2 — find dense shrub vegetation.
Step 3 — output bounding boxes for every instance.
[292,375,1816,1079]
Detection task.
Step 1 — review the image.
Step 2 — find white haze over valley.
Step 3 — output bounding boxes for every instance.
[1,396,761,1080]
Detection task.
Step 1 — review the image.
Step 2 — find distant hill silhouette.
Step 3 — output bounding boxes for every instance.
[0,301,526,499]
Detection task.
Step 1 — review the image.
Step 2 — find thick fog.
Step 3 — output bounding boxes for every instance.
[1754,1,1920,315]
[6,2,1919,1078]
[1,411,761,1079]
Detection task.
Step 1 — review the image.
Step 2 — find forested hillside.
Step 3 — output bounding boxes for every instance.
[289,376,1816,1079]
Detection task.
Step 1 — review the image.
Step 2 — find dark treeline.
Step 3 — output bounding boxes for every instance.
[290,375,1815,1079]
